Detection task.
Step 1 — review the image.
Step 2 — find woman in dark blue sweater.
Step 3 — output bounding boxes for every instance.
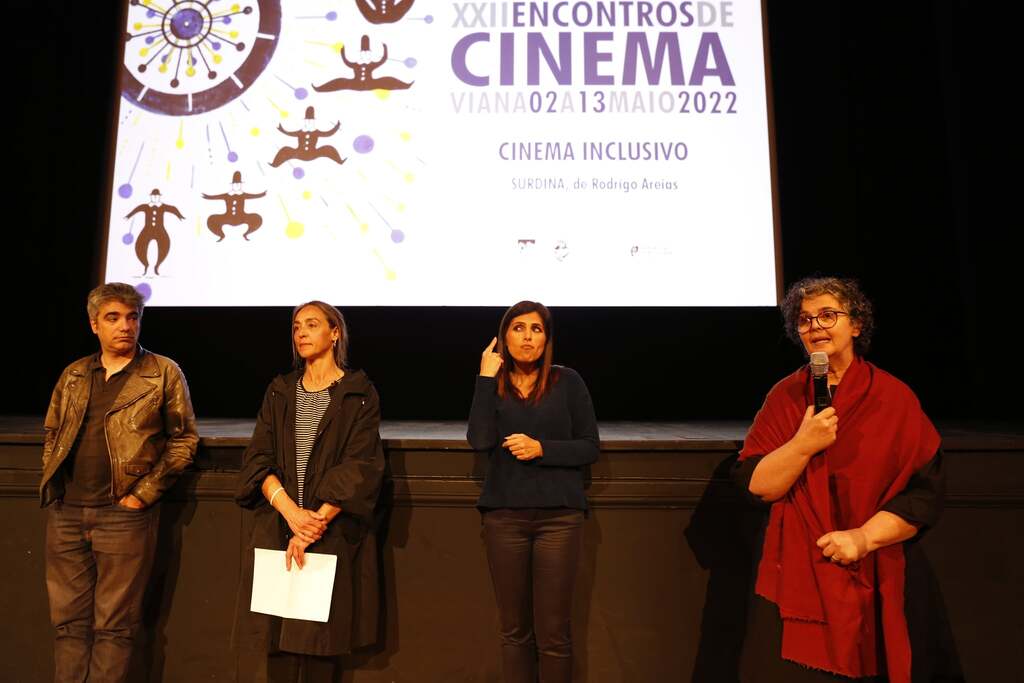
[467,301,600,683]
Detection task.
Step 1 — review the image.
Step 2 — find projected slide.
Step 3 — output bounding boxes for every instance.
[104,0,777,306]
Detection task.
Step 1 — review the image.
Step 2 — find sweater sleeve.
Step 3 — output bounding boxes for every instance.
[467,375,500,451]
[881,447,945,532]
[539,370,600,468]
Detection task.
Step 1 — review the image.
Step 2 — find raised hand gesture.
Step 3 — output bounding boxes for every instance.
[480,337,504,377]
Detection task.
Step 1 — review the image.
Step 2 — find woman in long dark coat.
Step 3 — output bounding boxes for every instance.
[234,301,385,682]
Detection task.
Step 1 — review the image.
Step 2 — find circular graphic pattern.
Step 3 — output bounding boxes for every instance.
[353,135,374,154]
[122,1,282,116]
[167,6,209,44]
[135,283,153,301]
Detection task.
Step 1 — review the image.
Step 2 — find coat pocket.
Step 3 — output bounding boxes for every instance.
[125,463,152,476]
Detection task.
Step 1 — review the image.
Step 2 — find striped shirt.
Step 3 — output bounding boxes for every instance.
[295,379,331,507]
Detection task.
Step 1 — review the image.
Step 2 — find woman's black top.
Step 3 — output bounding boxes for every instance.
[467,366,600,510]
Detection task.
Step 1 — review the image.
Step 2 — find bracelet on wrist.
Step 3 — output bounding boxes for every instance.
[269,486,285,508]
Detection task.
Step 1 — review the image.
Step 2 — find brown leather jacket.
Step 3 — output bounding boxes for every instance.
[40,347,199,507]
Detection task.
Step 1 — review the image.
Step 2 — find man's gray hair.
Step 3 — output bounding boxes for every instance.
[87,283,145,321]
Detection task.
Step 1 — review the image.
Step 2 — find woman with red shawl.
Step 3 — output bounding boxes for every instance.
[733,277,960,682]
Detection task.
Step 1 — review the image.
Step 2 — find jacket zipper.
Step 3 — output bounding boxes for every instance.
[104,390,154,501]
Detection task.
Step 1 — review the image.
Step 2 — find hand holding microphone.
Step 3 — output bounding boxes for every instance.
[799,351,838,454]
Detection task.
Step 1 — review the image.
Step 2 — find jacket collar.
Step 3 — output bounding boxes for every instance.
[111,348,159,410]
[270,368,371,440]
[68,346,157,378]
[269,367,371,398]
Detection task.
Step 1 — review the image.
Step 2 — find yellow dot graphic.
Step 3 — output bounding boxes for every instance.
[176,138,184,150]
[333,42,345,52]
[250,127,260,136]
[139,48,149,57]
[230,31,239,39]
[213,54,223,64]
[385,270,397,281]
[404,172,415,183]
[400,131,412,141]
[359,223,369,234]
[302,191,312,200]
[397,203,406,212]
[374,89,391,101]
[232,3,240,10]
[286,221,305,239]
[134,22,143,30]
[186,67,196,77]
[159,64,168,73]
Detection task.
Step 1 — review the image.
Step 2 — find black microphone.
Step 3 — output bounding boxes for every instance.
[810,351,831,412]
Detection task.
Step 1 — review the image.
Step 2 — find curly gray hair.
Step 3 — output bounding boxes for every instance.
[781,276,874,356]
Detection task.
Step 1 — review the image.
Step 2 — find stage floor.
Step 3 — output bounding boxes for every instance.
[2,415,1021,450]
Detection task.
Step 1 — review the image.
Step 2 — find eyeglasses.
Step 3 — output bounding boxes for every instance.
[797,310,849,332]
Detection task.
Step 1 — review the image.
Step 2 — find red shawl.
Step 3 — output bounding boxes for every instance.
[739,357,939,681]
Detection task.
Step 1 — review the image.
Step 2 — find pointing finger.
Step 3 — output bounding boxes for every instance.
[484,337,497,354]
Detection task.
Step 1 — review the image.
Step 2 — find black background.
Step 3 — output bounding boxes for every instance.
[7,2,978,422]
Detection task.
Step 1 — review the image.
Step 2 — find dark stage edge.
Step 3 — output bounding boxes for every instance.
[1,417,1021,682]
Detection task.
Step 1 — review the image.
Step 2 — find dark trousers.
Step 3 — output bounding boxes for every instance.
[45,502,159,683]
[236,652,337,683]
[740,595,888,682]
[482,508,584,683]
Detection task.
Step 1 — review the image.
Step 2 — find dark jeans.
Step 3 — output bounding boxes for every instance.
[45,502,160,683]
[236,652,337,683]
[482,508,584,683]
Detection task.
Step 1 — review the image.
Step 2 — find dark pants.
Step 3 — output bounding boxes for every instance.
[45,502,160,683]
[740,595,888,682]
[482,508,584,683]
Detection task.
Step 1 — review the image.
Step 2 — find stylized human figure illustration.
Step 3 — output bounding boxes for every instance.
[124,189,184,275]
[269,106,346,167]
[313,35,413,92]
[355,0,416,24]
[202,171,266,241]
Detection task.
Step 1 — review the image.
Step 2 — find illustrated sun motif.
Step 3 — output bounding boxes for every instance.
[123,0,282,116]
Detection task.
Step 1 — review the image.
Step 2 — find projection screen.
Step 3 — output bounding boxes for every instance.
[102,0,779,306]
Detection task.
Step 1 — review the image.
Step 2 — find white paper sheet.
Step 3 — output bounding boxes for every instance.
[250,548,338,623]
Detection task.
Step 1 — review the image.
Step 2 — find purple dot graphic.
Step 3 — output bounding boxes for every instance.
[147,9,157,18]
[122,233,134,245]
[145,36,155,44]
[391,229,405,243]
[212,42,221,50]
[227,151,238,162]
[135,283,152,302]
[326,11,337,20]
[425,15,434,23]
[404,57,417,68]
[223,16,232,25]
[353,135,374,154]
[293,167,305,179]
[118,183,133,198]
[295,87,308,100]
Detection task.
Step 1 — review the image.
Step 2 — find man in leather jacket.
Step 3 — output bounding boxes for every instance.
[40,282,198,683]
